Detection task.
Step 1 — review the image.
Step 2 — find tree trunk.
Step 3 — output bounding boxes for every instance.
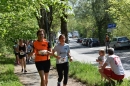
[60,0,68,43]
[35,6,53,44]
[61,13,68,43]
[92,0,112,45]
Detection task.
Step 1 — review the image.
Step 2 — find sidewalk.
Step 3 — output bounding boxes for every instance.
[14,63,85,86]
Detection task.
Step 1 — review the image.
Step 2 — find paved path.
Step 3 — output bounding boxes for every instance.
[14,63,86,86]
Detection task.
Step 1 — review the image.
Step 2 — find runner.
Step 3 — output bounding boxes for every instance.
[13,41,19,65]
[29,29,55,86]
[17,39,27,73]
[53,34,73,86]
[26,40,33,63]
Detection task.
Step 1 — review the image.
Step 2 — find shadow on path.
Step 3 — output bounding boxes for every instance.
[81,50,98,54]
[70,45,87,49]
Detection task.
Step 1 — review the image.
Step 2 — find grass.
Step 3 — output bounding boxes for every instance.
[50,57,130,86]
[0,54,22,86]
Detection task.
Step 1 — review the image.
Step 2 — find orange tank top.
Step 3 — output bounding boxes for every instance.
[33,39,50,62]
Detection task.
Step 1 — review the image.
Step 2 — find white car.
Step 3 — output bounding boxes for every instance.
[109,36,130,49]
[68,33,72,38]
[72,31,79,38]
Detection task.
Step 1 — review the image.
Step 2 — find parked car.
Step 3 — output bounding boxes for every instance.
[68,37,70,43]
[77,38,83,43]
[72,31,79,38]
[109,36,130,49]
[68,32,72,38]
[87,38,100,47]
[82,38,88,45]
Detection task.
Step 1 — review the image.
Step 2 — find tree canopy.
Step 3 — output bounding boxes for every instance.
[68,0,130,44]
[1,0,130,53]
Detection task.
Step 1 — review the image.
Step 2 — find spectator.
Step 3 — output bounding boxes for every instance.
[88,38,93,47]
[99,48,125,86]
[96,49,106,81]
[105,33,110,53]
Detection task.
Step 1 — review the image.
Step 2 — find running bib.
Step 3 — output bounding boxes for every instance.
[38,50,48,55]
[20,51,25,55]
[58,57,67,63]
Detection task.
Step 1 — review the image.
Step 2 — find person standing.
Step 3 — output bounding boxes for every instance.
[99,48,125,86]
[88,38,93,47]
[53,34,73,86]
[105,33,110,53]
[17,39,27,73]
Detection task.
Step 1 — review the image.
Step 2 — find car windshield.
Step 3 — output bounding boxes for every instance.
[92,38,98,41]
[84,39,87,41]
[118,37,129,41]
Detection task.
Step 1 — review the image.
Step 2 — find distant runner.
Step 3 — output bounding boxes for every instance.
[17,39,27,73]
[13,41,19,65]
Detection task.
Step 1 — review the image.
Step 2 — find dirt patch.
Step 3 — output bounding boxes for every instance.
[14,65,40,86]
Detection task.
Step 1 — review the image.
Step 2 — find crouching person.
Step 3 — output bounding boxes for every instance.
[99,48,125,86]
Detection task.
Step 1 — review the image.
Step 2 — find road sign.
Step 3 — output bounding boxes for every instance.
[108,23,116,29]
[107,29,113,32]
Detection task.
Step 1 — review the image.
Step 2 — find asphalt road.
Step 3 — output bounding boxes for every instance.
[69,38,130,78]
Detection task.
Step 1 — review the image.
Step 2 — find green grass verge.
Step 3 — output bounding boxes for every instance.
[50,57,130,86]
[0,55,22,86]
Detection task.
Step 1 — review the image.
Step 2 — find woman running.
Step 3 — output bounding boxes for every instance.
[17,39,27,73]
[29,29,56,86]
[53,34,73,86]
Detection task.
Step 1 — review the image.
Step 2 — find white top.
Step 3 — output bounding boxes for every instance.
[53,43,70,64]
[105,55,124,75]
[98,56,105,67]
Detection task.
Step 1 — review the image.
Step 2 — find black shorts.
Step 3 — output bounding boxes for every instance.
[15,53,19,56]
[19,54,26,59]
[35,60,50,73]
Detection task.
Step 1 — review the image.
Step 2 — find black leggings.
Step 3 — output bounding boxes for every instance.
[56,62,69,85]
